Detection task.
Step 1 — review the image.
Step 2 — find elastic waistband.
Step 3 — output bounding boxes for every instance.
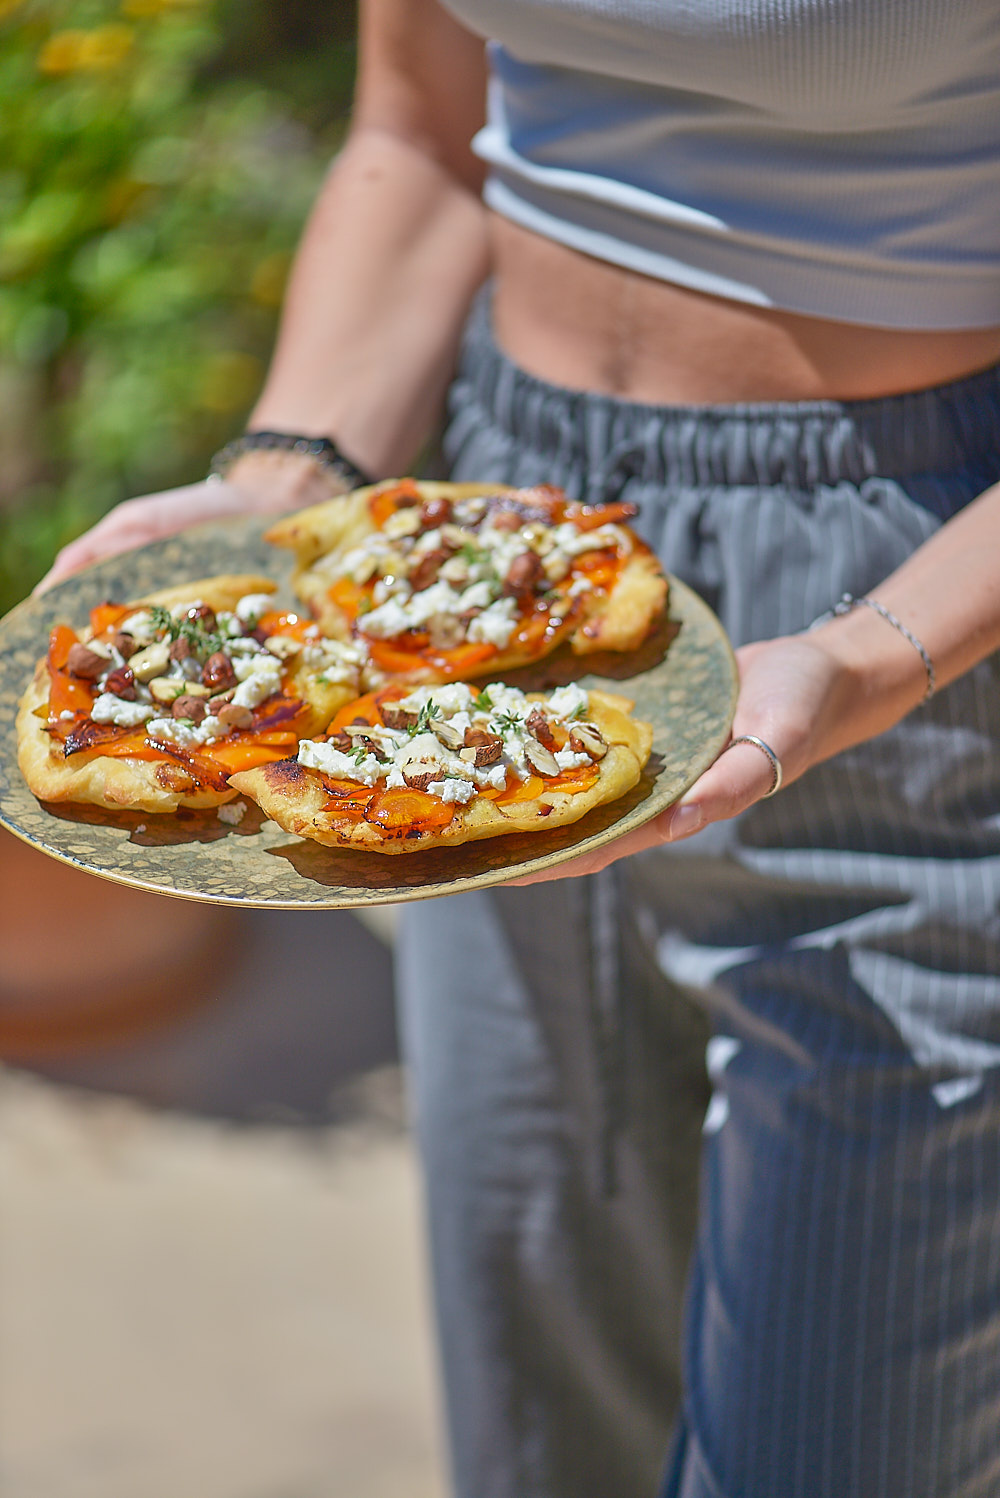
[459,290,1000,491]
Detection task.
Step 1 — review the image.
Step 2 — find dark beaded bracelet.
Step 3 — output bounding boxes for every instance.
[208,430,374,490]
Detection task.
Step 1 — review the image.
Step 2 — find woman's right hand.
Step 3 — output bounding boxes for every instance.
[36,480,265,593]
[34,450,342,594]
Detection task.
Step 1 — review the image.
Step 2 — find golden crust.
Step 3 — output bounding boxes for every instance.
[229,689,653,855]
[16,574,359,813]
[265,480,668,678]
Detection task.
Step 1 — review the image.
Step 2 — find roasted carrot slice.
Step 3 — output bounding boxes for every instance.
[365,786,456,834]
[89,601,132,636]
[368,478,421,529]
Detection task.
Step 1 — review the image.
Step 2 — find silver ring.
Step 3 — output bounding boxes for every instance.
[726,735,783,797]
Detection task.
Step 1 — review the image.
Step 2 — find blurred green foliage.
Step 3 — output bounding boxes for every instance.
[0,0,357,611]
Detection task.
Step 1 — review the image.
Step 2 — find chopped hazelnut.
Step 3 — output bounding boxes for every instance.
[524,739,560,777]
[526,708,560,752]
[503,551,546,598]
[216,702,253,731]
[491,511,523,533]
[409,548,450,592]
[66,643,109,680]
[149,676,188,705]
[568,723,608,761]
[202,652,236,692]
[129,641,171,682]
[103,666,137,700]
[172,695,208,724]
[381,703,419,730]
[420,496,453,528]
[463,726,503,766]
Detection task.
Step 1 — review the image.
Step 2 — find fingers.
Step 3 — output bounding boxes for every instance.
[660,737,781,841]
[32,483,245,595]
[38,527,135,592]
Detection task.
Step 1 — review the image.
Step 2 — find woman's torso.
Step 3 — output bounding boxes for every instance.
[489,217,1000,404]
[443,0,1000,403]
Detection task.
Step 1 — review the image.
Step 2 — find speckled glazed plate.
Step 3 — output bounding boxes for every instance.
[0,517,737,909]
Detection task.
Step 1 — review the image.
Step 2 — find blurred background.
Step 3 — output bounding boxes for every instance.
[1,3,446,1494]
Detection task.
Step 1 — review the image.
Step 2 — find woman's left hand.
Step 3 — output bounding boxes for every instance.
[504,631,867,884]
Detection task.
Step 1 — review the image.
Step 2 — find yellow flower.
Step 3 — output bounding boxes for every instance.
[78,25,134,69]
[122,0,203,14]
[37,31,87,74]
[38,25,134,74]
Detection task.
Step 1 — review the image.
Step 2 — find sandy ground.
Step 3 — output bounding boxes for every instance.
[0,895,447,1498]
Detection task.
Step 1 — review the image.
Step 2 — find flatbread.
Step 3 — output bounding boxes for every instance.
[229,679,653,854]
[17,575,362,812]
[265,479,667,686]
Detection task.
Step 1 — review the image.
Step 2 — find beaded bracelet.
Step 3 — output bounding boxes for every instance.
[814,593,936,702]
[208,430,373,491]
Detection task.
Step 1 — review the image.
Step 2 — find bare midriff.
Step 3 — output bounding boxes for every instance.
[489,216,1000,405]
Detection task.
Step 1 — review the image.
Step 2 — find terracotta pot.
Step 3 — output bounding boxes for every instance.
[0,827,237,1058]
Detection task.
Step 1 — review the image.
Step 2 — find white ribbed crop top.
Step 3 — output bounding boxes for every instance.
[441,0,1000,329]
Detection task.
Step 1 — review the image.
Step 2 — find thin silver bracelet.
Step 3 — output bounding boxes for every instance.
[814,593,936,702]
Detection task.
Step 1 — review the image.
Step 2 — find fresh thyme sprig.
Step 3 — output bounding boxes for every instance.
[494,709,524,732]
[149,604,225,659]
[410,699,443,735]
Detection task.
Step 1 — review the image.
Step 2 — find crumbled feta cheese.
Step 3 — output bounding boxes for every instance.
[145,716,204,747]
[225,637,264,659]
[555,747,592,770]
[235,592,274,626]
[232,654,283,708]
[301,638,362,682]
[394,682,475,716]
[58,709,76,721]
[467,598,518,648]
[411,527,443,556]
[478,682,526,718]
[118,610,158,645]
[217,800,247,826]
[480,764,509,791]
[358,597,414,639]
[428,778,477,804]
[547,683,589,719]
[297,740,386,786]
[458,580,494,611]
[556,523,629,557]
[452,496,488,525]
[90,694,156,727]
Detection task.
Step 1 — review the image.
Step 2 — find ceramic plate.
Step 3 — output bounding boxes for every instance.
[0,517,737,909]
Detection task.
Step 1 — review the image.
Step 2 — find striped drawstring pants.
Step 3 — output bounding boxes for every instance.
[397,293,1000,1498]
